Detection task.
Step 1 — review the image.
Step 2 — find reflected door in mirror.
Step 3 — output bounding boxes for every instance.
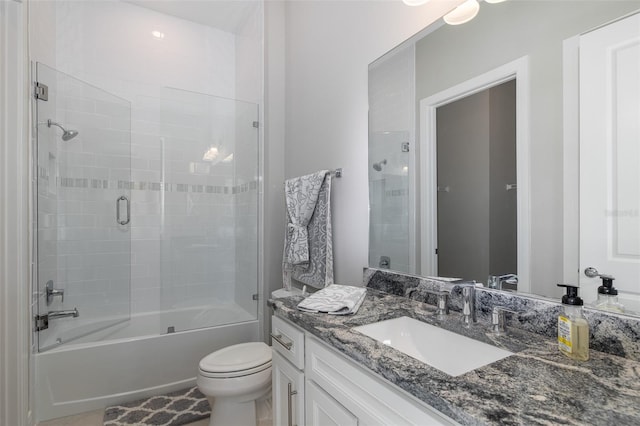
[433,80,517,284]
[580,12,640,311]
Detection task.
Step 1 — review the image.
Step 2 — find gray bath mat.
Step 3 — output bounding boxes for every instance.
[103,386,210,426]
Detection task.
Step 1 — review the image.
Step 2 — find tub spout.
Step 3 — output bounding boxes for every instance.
[48,308,79,320]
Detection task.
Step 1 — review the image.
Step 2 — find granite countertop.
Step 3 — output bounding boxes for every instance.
[270,289,640,426]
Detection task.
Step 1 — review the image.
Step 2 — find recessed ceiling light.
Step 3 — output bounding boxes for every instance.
[151,30,165,40]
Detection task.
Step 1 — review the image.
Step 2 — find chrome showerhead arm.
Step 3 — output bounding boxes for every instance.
[47,119,79,141]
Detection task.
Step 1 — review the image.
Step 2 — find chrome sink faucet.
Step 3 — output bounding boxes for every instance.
[487,274,518,290]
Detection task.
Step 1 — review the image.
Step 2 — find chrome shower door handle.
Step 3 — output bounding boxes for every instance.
[116,195,130,225]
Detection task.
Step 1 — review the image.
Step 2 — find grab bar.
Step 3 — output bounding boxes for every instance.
[116,195,130,225]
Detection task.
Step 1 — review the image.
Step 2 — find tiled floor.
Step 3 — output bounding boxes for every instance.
[37,409,210,426]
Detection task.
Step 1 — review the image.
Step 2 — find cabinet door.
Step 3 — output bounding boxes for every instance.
[273,351,304,426]
[305,380,358,426]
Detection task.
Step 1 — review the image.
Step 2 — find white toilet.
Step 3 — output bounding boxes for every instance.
[197,342,272,426]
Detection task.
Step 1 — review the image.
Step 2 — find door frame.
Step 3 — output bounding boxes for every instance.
[419,56,531,292]
[0,0,31,424]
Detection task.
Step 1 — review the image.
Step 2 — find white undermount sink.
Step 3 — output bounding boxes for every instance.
[353,316,512,377]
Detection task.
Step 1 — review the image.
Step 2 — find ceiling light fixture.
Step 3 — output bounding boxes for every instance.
[151,30,165,39]
[443,0,480,25]
[202,146,219,161]
[402,0,430,5]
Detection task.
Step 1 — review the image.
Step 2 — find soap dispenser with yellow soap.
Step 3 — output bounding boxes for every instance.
[557,284,589,361]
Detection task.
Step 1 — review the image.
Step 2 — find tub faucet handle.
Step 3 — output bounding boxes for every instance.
[46,280,64,305]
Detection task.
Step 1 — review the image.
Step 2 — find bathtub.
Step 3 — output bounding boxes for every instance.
[35,304,260,422]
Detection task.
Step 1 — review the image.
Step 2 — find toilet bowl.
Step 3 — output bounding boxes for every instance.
[197,342,272,426]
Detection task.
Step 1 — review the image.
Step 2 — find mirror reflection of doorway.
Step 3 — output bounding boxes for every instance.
[435,79,517,283]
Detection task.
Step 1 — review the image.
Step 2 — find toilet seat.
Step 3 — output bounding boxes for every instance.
[199,360,271,378]
[199,342,272,378]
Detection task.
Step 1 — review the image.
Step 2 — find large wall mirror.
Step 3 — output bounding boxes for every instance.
[368,0,640,316]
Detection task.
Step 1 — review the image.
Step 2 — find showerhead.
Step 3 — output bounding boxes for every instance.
[61,129,79,141]
[372,159,387,171]
[47,119,79,141]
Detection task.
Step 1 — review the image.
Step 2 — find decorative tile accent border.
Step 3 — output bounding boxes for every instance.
[384,188,408,197]
[38,167,257,194]
[363,267,640,362]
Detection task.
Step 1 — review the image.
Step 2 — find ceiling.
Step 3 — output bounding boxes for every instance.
[125,0,260,34]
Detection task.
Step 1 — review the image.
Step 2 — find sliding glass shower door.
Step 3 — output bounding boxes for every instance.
[35,63,132,351]
[160,88,259,331]
[158,88,259,332]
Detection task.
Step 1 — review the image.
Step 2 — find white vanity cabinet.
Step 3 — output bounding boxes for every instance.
[272,316,459,426]
[272,316,306,426]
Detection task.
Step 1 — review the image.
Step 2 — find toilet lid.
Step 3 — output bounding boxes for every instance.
[199,342,272,374]
[198,360,271,379]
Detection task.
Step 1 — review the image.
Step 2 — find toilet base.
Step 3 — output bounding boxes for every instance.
[207,391,272,426]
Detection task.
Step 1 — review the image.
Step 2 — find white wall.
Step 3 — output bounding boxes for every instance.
[264,0,286,326]
[281,0,462,285]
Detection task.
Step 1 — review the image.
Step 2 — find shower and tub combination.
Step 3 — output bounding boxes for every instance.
[30,0,264,421]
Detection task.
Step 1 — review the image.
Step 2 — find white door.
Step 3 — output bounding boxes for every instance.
[579,12,640,307]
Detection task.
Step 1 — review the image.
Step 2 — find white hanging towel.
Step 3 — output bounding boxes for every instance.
[297,284,367,315]
[282,170,334,290]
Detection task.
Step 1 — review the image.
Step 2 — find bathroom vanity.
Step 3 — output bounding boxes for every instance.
[270,286,640,425]
[271,315,455,426]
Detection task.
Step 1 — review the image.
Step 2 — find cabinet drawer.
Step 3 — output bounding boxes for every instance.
[271,316,305,369]
[306,336,458,426]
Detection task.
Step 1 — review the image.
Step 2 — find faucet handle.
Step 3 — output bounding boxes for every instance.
[435,292,449,317]
[460,285,477,327]
[423,289,450,318]
[46,280,65,305]
[491,306,518,335]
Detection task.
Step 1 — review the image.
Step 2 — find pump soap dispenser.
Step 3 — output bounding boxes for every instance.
[593,275,625,313]
[557,284,589,361]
